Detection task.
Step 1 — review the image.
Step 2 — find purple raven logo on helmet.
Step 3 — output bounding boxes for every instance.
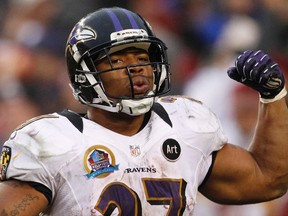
[68,25,97,46]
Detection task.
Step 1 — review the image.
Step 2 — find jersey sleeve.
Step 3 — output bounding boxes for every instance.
[0,113,81,199]
[158,96,228,152]
[157,96,228,184]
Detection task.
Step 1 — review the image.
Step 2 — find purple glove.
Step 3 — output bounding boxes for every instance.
[227,50,285,100]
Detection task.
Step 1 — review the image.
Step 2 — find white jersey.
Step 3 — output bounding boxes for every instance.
[0,96,227,216]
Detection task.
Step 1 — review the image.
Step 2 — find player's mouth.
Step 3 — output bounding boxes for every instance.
[131,76,151,95]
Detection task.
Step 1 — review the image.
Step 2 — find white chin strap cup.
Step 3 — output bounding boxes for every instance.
[120,97,154,116]
[87,95,155,116]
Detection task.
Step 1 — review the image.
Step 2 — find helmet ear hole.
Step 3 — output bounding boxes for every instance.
[148,42,167,62]
[79,86,97,103]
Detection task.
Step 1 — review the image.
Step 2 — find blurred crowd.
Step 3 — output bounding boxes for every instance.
[0,0,288,215]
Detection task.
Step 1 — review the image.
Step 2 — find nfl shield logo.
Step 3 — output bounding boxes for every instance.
[130,145,141,157]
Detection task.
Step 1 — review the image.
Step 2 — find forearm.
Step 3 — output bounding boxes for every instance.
[198,98,288,204]
[201,50,288,204]
[249,98,288,196]
[0,180,48,216]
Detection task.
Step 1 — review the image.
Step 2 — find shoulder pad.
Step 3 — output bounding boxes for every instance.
[58,110,84,133]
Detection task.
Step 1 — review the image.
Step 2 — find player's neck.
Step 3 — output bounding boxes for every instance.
[87,107,147,136]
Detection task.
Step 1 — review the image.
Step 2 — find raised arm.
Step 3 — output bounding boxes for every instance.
[199,50,288,204]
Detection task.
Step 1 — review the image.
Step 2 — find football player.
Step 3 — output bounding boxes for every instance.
[0,7,287,216]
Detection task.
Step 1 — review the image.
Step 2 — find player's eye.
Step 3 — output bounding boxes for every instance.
[111,58,123,64]
[138,56,149,63]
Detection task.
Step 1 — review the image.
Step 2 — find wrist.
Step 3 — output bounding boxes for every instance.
[260,88,287,104]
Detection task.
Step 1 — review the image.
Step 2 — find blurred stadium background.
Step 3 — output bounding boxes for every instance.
[0,0,287,215]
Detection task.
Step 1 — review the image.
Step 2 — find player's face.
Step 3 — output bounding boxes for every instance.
[96,48,154,99]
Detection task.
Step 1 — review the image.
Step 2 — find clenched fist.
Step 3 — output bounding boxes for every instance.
[227,50,287,103]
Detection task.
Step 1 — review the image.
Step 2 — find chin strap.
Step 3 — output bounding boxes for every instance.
[120,97,155,116]
[85,95,155,116]
[88,97,154,116]
[120,91,155,116]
